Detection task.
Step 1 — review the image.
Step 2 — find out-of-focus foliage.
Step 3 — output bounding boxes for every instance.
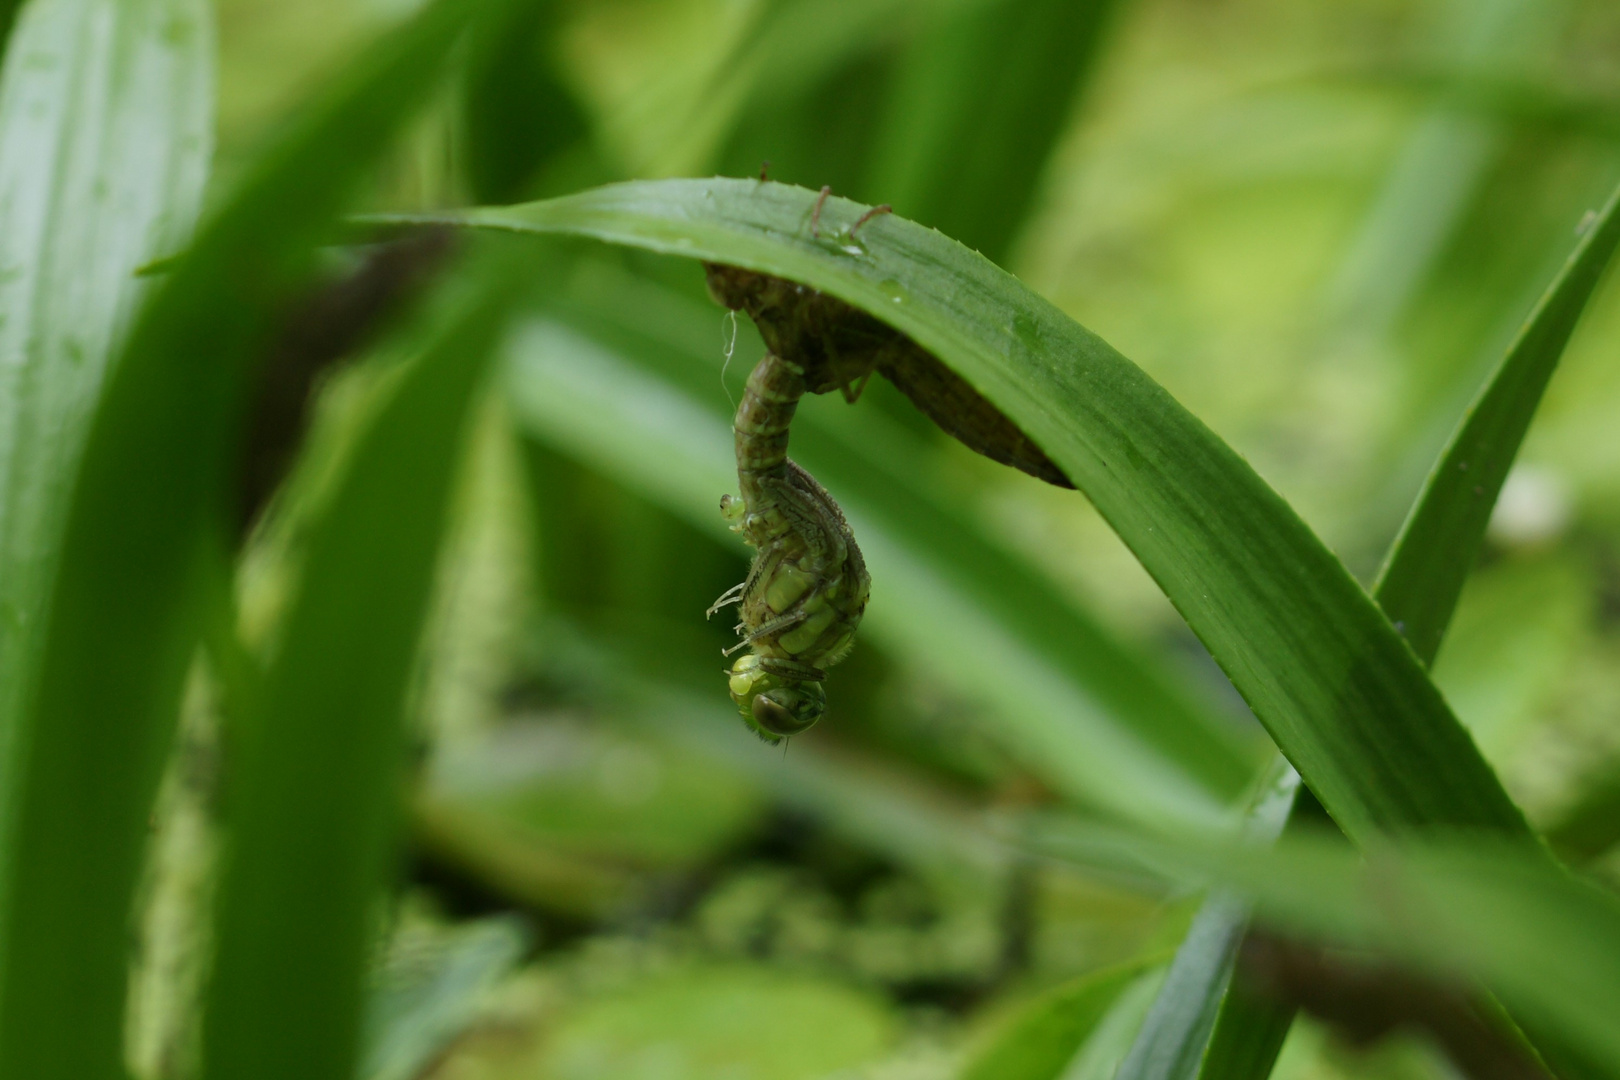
[5,0,1620,1078]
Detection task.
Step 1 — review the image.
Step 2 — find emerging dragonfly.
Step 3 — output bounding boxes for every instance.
[705,306,870,741]
[704,258,1071,741]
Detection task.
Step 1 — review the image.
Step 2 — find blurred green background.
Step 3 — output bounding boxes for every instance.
[130,0,1620,1077]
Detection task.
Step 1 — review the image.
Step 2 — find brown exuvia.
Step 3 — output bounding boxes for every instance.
[704,263,1074,489]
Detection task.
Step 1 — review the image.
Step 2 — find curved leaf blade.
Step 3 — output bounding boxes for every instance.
[396,177,1528,842]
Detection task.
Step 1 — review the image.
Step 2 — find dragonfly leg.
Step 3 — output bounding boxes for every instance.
[809,185,832,237]
[758,656,826,682]
[722,607,812,657]
[705,581,747,618]
[848,204,891,239]
[837,368,874,404]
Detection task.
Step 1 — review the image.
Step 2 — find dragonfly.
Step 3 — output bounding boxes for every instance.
[707,342,870,742]
[704,260,1070,741]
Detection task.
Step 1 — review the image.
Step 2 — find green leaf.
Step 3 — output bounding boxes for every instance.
[535,963,900,1079]
[1066,968,1171,1080]
[865,0,1123,263]
[1546,766,1620,865]
[459,0,590,203]
[0,0,212,1072]
[0,1,498,1076]
[1376,181,1620,664]
[394,177,1527,841]
[0,0,212,856]
[1186,177,1620,1080]
[363,916,530,1080]
[959,961,1154,1080]
[579,0,915,178]
[0,3,23,71]
[504,313,1253,827]
[1113,764,1298,1080]
[1194,981,1292,1080]
[201,243,528,1080]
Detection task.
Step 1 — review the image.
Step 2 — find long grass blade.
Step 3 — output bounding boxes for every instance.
[0,0,211,1073]
[0,2,496,1075]
[0,0,211,909]
[1375,181,1620,661]
[201,243,527,1080]
[865,0,1123,263]
[958,960,1155,1080]
[1113,765,1298,1080]
[0,0,22,63]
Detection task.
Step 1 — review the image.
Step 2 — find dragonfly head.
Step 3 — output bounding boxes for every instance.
[727,654,825,741]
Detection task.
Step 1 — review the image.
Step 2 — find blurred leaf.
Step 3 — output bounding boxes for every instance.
[632,677,1009,881]
[1347,65,1620,143]
[866,0,1122,263]
[1546,768,1620,865]
[1376,179,1620,663]
[363,916,530,1080]
[1194,980,1291,1080]
[0,0,211,858]
[533,963,899,1080]
[1030,819,1620,1074]
[202,242,528,1080]
[715,42,893,205]
[502,315,1248,828]
[959,960,1152,1080]
[460,0,591,204]
[433,725,761,868]
[413,795,640,917]
[1064,968,1169,1080]
[401,177,1527,841]
[576,0,943,179]
[0,0,24,78]
[0,0,213,1072]
[1113,764,1297,1080]
[1318,0,1546,340]
[0,1,501,1075]
[1432,552,1585,759]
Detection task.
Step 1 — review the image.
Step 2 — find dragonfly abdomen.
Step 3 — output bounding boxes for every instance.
[715,351,870,743]
[734,352,804,504]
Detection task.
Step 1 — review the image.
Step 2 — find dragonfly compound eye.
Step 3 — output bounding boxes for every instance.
[727,654,825,740]
[751,683,825,738]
